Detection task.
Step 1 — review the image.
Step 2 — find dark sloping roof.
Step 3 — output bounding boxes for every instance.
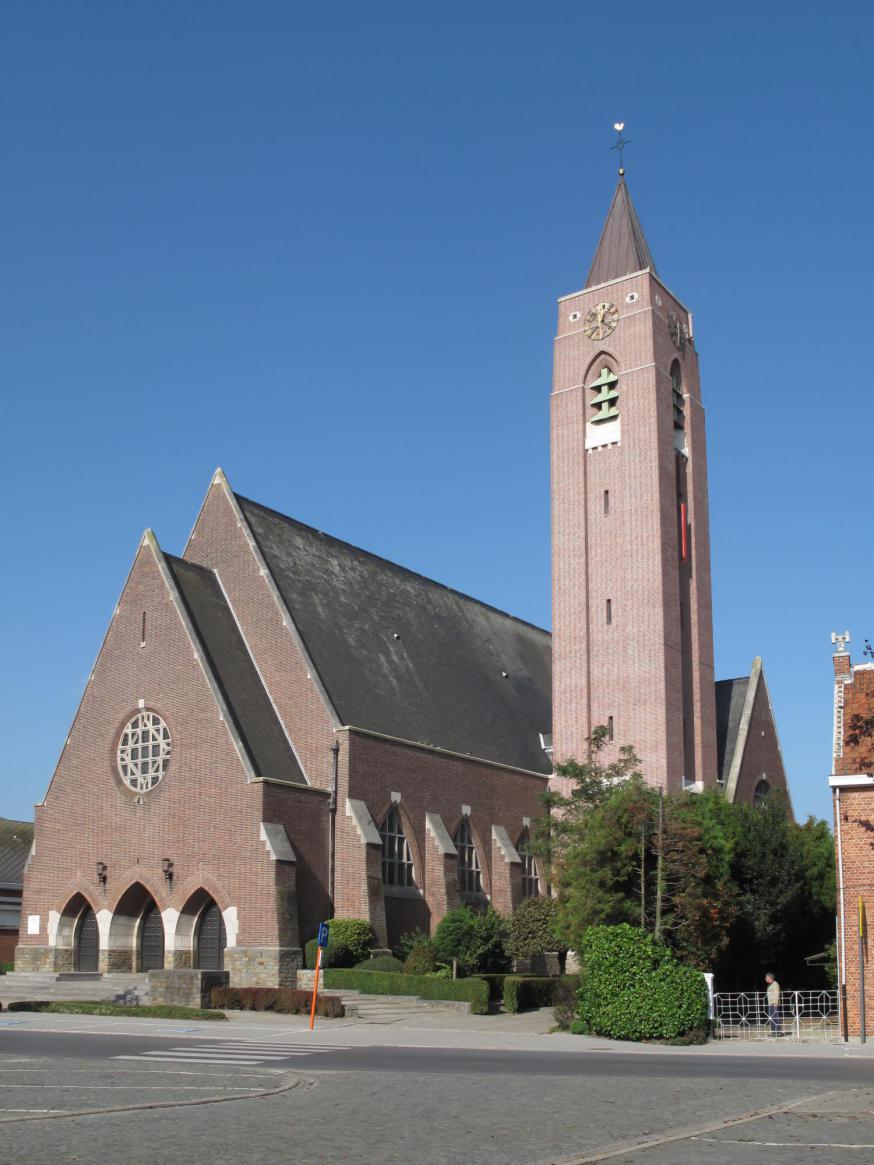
[237,496,553,775]
[586,178,657,288]
[165,555,306,785]
[0,818,34,887]
[714,676,749,784]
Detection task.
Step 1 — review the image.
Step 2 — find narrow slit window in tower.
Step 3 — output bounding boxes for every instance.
[607,716,614,741]
[606,598,612,625]
[604,489,610,515]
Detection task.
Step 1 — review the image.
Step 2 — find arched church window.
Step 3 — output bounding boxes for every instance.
[379,805,416,888]
[517,832,540,899]
[454,818,483,897]
[671,361,685,431]
[754,778,770,806]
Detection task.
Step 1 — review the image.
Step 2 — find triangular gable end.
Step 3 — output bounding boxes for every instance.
[184,469,341,730]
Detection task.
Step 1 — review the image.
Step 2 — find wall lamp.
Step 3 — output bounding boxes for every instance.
[162,858,174,886]
[96,861,108,887]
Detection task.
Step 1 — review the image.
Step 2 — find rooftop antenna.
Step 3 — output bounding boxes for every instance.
[611,122,630,176]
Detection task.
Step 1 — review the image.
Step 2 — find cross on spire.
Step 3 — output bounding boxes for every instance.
[611,122,630,176]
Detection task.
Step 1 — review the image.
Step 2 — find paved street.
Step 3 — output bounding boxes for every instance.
[3,1014,874,1163]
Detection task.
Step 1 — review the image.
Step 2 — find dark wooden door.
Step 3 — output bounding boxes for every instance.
[75,908,99,972]
[139,903,165,971]
[196,901,226,970]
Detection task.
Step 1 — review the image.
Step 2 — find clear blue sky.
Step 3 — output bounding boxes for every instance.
[2,1,871,825]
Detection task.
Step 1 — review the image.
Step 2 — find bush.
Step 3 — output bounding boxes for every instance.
[322,969,490,1014]
[505,898,567,964]
[210,986,344,1018]
[354,955,404,973]
[305,918,375,969]
[432,906,510,975]
[0,962,13,975]
[502,975,581,1014]
[576,924,709,1042]
[551,976,581,1030]
[395,928,431,960]
[403,942,437,976]
[7,1002,225,1020]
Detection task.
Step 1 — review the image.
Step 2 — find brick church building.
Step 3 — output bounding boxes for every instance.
[829,634,874,1037]
[16,174,789,986]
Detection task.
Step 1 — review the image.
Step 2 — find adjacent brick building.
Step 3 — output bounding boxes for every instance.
[829,635,874,1037]
[16,175,790,987]
[0,819,33,965]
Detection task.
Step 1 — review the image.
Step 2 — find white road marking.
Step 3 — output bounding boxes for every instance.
[114,1056,264,1066]
[696,1137,874,1150]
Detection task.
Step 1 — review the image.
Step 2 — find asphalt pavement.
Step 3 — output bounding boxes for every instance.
[2,1010,874,1163]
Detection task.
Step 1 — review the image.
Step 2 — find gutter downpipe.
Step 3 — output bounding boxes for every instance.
[328,739,339,919]
[836,785,848,1041]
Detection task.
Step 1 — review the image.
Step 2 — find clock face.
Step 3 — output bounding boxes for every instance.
[583,302,618,341]
[668,309,686,351]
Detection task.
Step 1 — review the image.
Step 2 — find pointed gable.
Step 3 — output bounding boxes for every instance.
[236,495,553,774]
[585,178,657,289]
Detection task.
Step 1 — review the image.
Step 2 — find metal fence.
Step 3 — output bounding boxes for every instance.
[712,990,840,1042]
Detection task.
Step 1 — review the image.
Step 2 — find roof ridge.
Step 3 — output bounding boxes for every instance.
[235,494,551,639]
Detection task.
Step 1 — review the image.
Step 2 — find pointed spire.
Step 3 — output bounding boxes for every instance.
[585,177,657,289]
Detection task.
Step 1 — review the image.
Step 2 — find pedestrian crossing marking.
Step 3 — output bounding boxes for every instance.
[113,1039,352,1068]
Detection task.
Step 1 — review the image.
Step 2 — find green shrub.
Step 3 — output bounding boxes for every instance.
[210,986,344,1018]
[552,975,581,1030]
[395,928,431,960]
[432,905,510,975]
[505,898,567,964]
[322,969,489,1014]
[502,975,581,1014]
[576,924,708,1042]
[403,942,437,976]
[354,955,404,973]
[305,918,375,969]
[0,962,13,975]
[305,937,351,969]
[7,1002,225,1020]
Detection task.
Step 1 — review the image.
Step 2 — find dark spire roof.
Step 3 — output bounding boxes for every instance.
[585,177,657,289]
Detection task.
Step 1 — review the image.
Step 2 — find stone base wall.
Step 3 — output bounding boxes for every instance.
[101,948,134,973]
[148,969,229,1008]
[225,946,302,987]
[14,945,73,972]
[514,952,563,976]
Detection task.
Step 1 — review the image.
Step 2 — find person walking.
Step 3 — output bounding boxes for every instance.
[765,972,781,1036]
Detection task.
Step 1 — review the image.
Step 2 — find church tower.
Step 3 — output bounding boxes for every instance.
[550,172,717,791]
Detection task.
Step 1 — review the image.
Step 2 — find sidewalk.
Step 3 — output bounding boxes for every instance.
[3,1003,873,1058]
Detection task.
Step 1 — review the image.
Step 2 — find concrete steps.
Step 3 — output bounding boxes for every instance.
[331,990,469,1022]
[0,972,150,1005]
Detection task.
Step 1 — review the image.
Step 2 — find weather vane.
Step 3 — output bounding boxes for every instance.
[611,122,630,176]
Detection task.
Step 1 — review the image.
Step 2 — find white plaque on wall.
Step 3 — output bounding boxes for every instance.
[27,914,40,935]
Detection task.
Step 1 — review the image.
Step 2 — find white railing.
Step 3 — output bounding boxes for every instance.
[713,990,840,1042]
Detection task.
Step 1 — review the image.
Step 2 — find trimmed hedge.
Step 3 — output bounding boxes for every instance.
[502,975,581,1014]
[7,1001,225,1020]
[354,955,404,973]
[322,969,490,1014]
[210,987,344,1017]
[576,924,709,1042]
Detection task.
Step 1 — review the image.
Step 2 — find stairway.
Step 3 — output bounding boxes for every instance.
[332,990,468,1023]
[0,972,150,1006]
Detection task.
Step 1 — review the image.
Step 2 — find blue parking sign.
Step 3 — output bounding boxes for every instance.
[317,922,330,949]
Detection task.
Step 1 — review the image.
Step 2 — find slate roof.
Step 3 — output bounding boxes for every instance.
[165,555,306,785]
[0,818,34,888]
[714,676,750,784]
[237,496,554,775]
[586,177,657,289]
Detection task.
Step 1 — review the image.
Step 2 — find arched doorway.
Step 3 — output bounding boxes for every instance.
[195,900,227,970]
[138,900,165,972]
[74,907,99,972]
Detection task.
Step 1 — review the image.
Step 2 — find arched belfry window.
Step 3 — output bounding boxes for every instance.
[671,361,684,431]
[589,365,620,424]
[517,832,540,899]
[754,778,770,806]
[454,818,483,897]
[379,805,416,888]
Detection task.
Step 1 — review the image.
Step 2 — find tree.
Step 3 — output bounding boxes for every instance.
[504,896,568,967]
[432,905,510,975]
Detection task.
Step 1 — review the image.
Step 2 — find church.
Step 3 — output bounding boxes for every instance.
[15,173,790,987]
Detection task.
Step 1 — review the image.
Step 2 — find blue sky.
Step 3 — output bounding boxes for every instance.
[2,1,871,824]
